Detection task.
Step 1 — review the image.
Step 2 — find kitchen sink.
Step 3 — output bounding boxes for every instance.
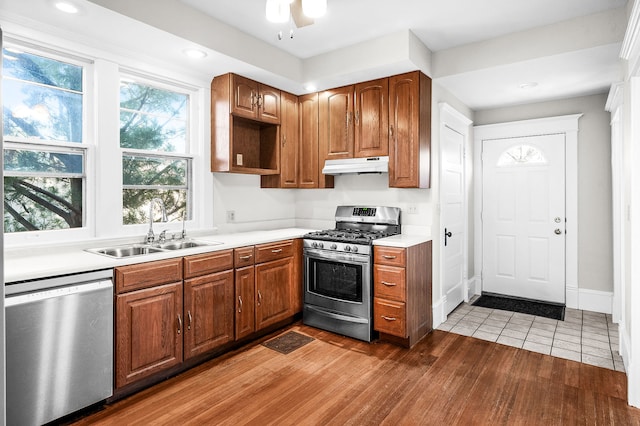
[86,239,222,258]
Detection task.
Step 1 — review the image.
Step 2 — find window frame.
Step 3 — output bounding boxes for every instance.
[118,73,196,228]
[2,39,95,245]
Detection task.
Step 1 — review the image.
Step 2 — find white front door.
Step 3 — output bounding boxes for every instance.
[441,125,466,314]
[482,134,566,303]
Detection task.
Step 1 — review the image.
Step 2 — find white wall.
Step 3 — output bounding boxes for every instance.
[474,93,613,293]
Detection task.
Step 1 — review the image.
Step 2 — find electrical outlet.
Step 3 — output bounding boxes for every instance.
[408,204,418,214]
[236,153,243,166]
[226,210,235,222]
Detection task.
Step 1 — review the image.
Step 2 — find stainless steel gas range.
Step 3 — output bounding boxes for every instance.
[303,206,401,342]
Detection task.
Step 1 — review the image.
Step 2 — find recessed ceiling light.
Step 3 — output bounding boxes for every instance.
[54,1,79,14]
[183,48,207,59]
[519,82,539,89]
[304,83,317,92]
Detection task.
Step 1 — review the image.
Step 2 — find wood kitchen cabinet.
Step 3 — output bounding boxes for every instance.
[115,258,184,388]
[234,246,256,340]
[261,91,299,188]
[373,241,432,347]
[319,85,354,161]
[298,93,334,189]
[255,240,294,330]
[231,74,281,124]
[183,251,235,359]
[211,73,280,175]
[388,71,431,188]
[354,78,389,158]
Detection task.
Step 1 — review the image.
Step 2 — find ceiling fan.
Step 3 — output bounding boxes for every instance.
[266,0,327,28]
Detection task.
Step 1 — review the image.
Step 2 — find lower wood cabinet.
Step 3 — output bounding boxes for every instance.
[184,269,234,359]
[256,257,292,330]
[373,241,432,347]
[115,281,183,388]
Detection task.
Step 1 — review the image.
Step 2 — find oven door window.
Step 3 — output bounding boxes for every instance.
[308,256,363,303]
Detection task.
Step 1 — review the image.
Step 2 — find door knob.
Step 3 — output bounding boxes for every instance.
[554,229,562,235]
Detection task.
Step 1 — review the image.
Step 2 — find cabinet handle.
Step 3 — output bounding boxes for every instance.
[383,255,397,259]
[177,314,182,335]
[381,315,397,322]
[389,125,394,139]
[239,255,252,260]
[381,281,397,287]
[187,310,192,331]
[238,295,243,313]
[271,248,283,254]
[355,110,360,125]
[251,92,256,107]
[257,290,262,306]
[257,94,263,108]
[283,135,286,146]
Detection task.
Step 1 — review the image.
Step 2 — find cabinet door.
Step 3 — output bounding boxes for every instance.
[354,78,389,158]
[184,270,234,359]
[115,282,183,388]
[258,84,281,124]
[232,74,259,119]
[388,71,431,188]
[319,85,354,161]
[255,257,292,330]
[235,266,256,340]
[298,93,334,189]
[262,92,297,188]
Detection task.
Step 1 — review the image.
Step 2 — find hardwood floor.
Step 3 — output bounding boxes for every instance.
[73,324,640,425]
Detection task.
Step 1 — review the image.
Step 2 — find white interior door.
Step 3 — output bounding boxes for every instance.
[482,134,566,304]
[441,125,466,314]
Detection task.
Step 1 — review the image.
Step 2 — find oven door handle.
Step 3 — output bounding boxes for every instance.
[304,249,370,264]
[305,305,369,324]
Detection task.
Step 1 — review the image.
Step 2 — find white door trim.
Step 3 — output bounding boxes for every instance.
[438,103,472,321]
[474,114,582,308]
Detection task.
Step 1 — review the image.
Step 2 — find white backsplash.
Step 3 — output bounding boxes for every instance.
[212,172,433,236]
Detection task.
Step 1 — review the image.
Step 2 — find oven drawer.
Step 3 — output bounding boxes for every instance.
[255,240,294,263]
[374,246,406,267]
[374,297,406,337]
[374,265,406,301]
[234,246,255,267]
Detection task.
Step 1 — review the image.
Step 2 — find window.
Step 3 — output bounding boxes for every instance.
[2,46,87,233]
[497,145,547,166]
[119,79,192,225]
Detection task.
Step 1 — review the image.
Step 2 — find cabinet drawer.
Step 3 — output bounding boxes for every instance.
[374,246,406,267]
[115,258,183,294]
[234,246,255,267]
[374,297,406,338]
[374,265,406,301]
[184,250,234,279]
[255,240,294,263]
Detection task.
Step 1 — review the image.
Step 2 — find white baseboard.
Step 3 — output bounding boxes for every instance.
[566,286,578,309]
[575,288,612,314]
[467,276,481,299]
[432,296,446,329]
[620,322,630,370]
[624,318,640,407]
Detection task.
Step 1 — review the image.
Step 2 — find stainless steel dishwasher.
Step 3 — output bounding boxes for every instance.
[5,269,114,426]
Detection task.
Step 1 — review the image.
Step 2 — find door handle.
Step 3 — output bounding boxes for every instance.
[445,228,453,246]
[555,229,563,235]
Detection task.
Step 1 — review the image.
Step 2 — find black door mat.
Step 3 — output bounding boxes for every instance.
[472,294,565,321]
[262,331,315,354]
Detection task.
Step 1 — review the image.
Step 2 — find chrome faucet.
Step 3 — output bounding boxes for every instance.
[146,198,168,244]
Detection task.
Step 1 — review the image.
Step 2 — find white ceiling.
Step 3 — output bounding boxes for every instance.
[181,0,626,57]
[0,0,629,111]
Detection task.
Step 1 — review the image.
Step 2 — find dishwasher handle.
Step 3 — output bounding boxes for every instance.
[5,280,113,307]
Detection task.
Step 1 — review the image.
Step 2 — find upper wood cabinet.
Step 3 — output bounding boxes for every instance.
[231,74,281,124]
[354,78,389,158]
[388,71,431,188]
[319,85,354,161]
[211,73,280,175]
[261,91,299,188]
[299,93,334,189]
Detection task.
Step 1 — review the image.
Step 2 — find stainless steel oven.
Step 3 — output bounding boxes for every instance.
[303,206,401,342]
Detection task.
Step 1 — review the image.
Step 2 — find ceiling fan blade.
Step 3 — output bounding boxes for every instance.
[291,0,314,28]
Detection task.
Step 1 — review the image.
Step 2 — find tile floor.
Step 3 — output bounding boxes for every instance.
[437,301,624,372]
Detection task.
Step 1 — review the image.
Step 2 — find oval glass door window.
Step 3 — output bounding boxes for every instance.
[497,144,547,166]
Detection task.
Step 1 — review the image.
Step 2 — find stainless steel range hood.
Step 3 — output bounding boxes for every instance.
[321,156,389,175]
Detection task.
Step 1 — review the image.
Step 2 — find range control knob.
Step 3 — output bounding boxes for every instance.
[318,242,324,249]
[352,246,359,253]
[345,245,352,252]
[330,243,337,250]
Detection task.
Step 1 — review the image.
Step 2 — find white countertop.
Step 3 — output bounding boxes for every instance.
[4,228,432,283]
